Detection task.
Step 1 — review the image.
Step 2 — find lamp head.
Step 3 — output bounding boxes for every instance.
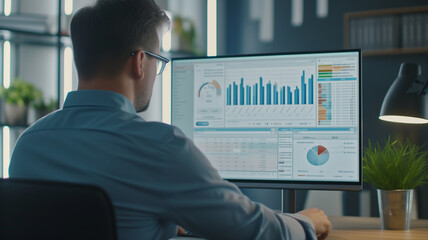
[379,62,428,124]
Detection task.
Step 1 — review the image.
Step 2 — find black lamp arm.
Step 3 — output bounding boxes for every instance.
[407,74,428,95]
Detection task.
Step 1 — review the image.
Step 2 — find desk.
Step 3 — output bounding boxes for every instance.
[171,216,428,240]
[329,216,428,240]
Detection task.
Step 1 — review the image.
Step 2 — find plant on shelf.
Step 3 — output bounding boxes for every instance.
[363,137,428,230]
[0,78,42,126]
[32,97,57,119]
[172,15,201,55]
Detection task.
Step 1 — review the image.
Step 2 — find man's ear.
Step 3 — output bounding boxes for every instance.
[132,51,145,80]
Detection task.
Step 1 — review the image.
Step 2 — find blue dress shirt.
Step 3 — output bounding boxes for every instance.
[9,90,316,240]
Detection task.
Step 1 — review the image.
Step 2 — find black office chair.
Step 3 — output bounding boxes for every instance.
[0,178,117,240]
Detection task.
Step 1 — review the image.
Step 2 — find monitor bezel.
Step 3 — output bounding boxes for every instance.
[171,49,363,191]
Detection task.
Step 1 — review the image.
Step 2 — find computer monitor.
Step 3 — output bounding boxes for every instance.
[171,49,362,191]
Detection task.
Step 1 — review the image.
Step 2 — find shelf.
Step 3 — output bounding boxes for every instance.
[0,0,66,179]
[344,5,428,55]
[362,47,428,56]
[164,50,199,59]
[345,5,428,18]
[0,124,29,129]
[0,27,59,37]
[0,29,71,47]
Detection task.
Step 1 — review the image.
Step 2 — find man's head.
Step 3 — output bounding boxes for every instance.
[71,0,169,79]
[70,0,170,112]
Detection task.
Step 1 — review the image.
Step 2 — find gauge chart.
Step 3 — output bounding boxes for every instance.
[198,80,222,99]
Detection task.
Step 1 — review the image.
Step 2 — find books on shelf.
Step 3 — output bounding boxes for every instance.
[0,14,56,34]
[349,16,400,50]
[348,11,428,50]
[401,13,428,48]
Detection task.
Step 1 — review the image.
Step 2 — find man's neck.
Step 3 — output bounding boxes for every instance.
[77,75,135,105]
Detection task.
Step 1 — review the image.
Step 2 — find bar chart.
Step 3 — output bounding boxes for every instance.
[318,63,357,80]
[223,66,317,126]
[318,81,358,126]
[318,82,332,125]
[226,70,315,106]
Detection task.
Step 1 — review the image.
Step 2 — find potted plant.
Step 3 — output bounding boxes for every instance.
[363,137,428,230]
[0,78,41,126]
[32,98,57,120]
[172,16,201,55]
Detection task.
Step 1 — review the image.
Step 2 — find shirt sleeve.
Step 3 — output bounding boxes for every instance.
[160,127,317,240]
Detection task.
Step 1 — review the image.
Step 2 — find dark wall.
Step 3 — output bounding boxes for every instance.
[219,0,428,217]
[224,0,428,53]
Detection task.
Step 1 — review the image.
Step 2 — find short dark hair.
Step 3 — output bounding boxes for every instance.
[70,0,170,79]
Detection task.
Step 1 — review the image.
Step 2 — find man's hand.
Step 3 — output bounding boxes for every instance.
[298,208,331,240]
[177,226,185,235]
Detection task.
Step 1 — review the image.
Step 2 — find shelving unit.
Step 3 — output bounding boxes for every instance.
[344,5,428,56]
[0,0,72,177]
[361,47,428,56]
[0,0,210,177]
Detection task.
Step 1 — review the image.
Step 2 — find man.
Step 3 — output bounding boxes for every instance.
[9,0,331,239]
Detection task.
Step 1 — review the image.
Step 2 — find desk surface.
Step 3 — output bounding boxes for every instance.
[329,216,428,240]
[172,216,428,240]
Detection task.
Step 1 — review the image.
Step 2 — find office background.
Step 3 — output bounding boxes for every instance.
[216,0,428,219]
[1,0,428,219]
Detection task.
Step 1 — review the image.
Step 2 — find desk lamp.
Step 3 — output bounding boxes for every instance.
[379,62,428,124]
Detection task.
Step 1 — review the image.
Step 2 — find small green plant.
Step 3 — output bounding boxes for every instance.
[33,98,57,112]
[363,137,428,190]
[173,16,201,55]
[0,78,42,106]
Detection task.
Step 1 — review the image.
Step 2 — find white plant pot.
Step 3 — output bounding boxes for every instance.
[4,103,28,126]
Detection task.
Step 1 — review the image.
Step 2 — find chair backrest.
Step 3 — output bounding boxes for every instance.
[0,178,117,240]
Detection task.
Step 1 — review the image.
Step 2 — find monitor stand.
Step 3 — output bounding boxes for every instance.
[281,189,296,213]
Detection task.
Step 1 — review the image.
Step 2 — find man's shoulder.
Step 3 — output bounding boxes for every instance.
[24,110,188,145]
[125,119,188,144]
[22,110,59,133]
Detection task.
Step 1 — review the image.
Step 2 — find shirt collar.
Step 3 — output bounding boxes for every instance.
[63,90,137,114]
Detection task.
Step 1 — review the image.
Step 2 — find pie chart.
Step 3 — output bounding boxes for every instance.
[307,145,329,166]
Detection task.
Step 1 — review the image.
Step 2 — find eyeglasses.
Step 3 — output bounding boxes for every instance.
[131,51,170,75]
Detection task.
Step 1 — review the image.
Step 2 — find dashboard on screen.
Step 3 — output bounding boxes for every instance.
[171,50,362,190]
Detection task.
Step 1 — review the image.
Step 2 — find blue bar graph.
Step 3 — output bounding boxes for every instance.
[227,84,231,105]
[233,83,238,105]
[253,84,258,105]
[294,87,299,104]
[246,86,251,105]
[301,71,307,105]
[226,71,315,106]
[280,86,285,105]
[273,84,278,105]
[260,77,264,105]
[308,75,314,104]
[240,78,244,105]
[266,82,272,105]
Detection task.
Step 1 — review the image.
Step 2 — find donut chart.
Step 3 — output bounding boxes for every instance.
[198,80,222,98]
[307,145,329,166]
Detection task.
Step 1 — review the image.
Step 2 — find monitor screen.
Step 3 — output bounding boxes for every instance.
[171,50,362,190]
